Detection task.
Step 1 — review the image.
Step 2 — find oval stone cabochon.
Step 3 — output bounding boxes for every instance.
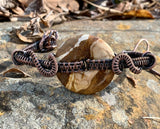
[56,34,115,94]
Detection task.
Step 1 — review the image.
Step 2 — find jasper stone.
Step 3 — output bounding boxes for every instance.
[56,34,115,94]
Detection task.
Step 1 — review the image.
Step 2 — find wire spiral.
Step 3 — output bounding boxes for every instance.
[12,50,58,77]
[111,51,156,75]
[112,53,142,75]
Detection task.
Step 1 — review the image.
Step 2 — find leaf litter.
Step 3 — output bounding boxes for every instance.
[0,0,158,43]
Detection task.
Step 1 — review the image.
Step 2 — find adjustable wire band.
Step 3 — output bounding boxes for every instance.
[12,49,156,76]
[11,30,159,77]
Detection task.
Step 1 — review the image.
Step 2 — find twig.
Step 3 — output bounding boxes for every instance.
[83,0,122,14]
[143,117,160,120]
[148,69,160,79]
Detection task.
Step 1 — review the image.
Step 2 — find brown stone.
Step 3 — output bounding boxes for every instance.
[56,34,115,94]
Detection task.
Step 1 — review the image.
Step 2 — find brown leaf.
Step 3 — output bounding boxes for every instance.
[57,0,79,12]
[16,28,42,43]
[0,0,24,17]
[25,0,46,14]
[25,0,79,14]
[3,68,31,78]
[123,9,154,19]
[115,1,132,12]
[41,11,67,27]
[11,6,24,15]
[0,0,16,9]
[16,30,36,43]
[17,0,33,8]
[15,16,44,43]
[13,10,66,42]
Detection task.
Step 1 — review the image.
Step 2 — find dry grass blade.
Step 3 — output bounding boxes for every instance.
[143,117,160,123]
[83,0,122,14]
[143,117,160,120]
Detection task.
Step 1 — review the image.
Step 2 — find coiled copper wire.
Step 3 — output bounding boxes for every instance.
[12,35,159,77]
[27,50,58,77]
[112,53,142,75]
[12,50,58,77]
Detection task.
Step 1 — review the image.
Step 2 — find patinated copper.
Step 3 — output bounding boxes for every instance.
[12,30,157,76]
[11,30,159,94]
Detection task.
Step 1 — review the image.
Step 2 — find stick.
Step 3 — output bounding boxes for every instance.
[83,0,122,14]
[143,117,160,120]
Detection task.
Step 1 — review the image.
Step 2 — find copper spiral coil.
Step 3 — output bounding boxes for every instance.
[12,50,58,77]
[141,52,156,70]
[28,51,58,77]
[23,30,58,53]
[112,53,142,75]
[132,57,150,67]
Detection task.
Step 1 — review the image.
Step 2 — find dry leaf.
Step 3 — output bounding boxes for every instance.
[0,0,24,18]
[115,1,132,12]
[11,6,24,15]
[16,28,42,43]
[16,30,38,43]
[1,0,160,23]
[15,16,44,43]
[57,0,79,12]
[41,11,67,27]
[3,68,31,78]
[123,9,154,19]
[13,10,66,42]
[18,0,33,8]
[25,0,79,14]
